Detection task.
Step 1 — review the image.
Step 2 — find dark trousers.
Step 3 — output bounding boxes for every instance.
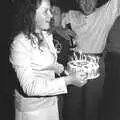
[84,78,104,120]
[62,85,84,120]
[62,57,105,120]
[100,52,120,120]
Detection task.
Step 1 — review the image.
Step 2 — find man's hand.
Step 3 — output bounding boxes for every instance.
[52,26,76,41]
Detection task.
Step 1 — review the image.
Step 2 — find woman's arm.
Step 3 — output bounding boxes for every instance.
[9,36,69,96]
[31,62,64,75]
[12,65,68,96]
[10,34,88,96]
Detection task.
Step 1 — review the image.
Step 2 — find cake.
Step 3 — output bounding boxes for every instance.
[66,52,100,80]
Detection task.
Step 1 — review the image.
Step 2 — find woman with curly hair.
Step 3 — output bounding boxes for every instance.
[9,0,88,120]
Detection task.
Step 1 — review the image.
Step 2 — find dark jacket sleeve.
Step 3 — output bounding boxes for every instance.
[107,16,120,54]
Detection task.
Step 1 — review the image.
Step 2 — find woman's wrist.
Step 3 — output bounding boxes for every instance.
[64,75,73,86]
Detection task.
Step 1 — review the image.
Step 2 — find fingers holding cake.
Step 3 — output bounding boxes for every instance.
[69,71,88,87]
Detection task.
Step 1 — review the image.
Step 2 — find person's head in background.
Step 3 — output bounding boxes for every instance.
[51,6,62,27]
[75,0,98,15]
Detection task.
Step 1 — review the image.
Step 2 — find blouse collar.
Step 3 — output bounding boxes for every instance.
[41,31,57,58]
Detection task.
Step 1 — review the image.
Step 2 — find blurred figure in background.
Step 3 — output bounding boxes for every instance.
[60,0,120,120]
[51,6,76,67]
[100,16,120,120]
[9,0,88,120]
[50,5,77,120]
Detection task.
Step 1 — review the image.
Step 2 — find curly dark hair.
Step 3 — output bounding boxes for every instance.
[11,0,56,47]
[13,0,40,36]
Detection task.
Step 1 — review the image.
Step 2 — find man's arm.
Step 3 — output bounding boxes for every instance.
[51,25,76,41]
[107,16,120,53]
[104,0,120,25]
[118,0,120,16]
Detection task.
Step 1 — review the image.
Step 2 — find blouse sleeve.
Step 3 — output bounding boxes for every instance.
[9,35,67,96]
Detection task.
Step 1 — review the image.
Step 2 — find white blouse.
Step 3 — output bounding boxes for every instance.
[9,31,67,97]
[62,0,120,53]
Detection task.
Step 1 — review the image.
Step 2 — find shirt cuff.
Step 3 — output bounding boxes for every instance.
[50,77,68,95]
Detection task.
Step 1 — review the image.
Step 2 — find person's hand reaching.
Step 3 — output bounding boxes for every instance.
[52,26,76,41]
[59,27,76,41]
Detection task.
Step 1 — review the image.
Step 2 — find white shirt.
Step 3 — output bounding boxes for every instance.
[62,0,120,53]
[9,31,67,97]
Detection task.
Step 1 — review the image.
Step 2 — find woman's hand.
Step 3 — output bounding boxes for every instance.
[69,72,88,87]
[52,62,64,75]
[31,62,63,74]
[73,72,88,87]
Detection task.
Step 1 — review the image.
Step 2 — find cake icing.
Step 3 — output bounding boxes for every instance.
[67,51,100,80]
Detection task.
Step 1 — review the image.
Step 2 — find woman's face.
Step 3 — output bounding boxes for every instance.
[35,0,53,30]
[78,0,97,15]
